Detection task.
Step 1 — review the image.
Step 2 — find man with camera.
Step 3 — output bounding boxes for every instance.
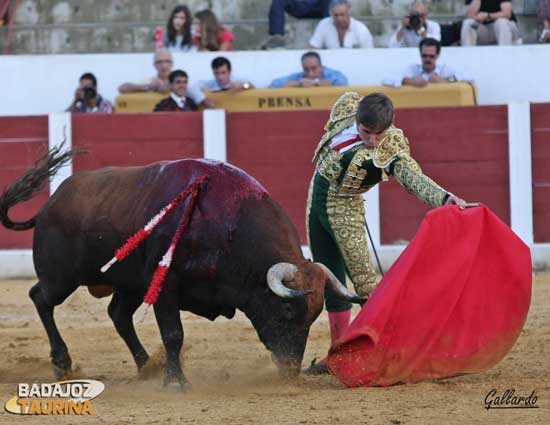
[67,73,113,113]
[389,0,441,48]
[460,0,519,45]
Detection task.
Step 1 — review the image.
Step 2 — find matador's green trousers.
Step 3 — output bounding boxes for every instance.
[306,173,378,312]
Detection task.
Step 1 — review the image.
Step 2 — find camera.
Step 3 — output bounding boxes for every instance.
[82,86,97,100]
[407,12,423,32]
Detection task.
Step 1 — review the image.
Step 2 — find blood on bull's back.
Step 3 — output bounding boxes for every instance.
[33,159,272,289]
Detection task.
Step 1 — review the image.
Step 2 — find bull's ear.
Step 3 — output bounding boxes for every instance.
[281,302,296,321]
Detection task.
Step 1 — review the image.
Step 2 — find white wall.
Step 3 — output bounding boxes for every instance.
[1,45,550,117]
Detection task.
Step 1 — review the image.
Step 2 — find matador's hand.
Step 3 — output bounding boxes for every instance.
[445,194,467,210]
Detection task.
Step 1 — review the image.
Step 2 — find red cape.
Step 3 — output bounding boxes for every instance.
[327,205,532,387]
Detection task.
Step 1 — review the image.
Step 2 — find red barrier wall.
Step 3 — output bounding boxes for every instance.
[227,107,510,245]
[382,106,510,244]
[227,111,326,242]
[531,103,550,242]
[0,116,49,248]
[72,113,203,171]
[0,106,527,250]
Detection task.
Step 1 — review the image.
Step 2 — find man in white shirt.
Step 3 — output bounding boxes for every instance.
[388,0,441,48]
[309,0,373,49]
[383,38,473,87]
[118,49,173,94]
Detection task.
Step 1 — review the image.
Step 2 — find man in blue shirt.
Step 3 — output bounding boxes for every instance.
[188,56,254,108]
[269,51,348,88]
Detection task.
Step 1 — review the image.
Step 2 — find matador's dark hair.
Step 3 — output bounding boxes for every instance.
[356,93,394,131]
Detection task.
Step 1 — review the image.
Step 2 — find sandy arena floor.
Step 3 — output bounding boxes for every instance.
[0,273,548,425]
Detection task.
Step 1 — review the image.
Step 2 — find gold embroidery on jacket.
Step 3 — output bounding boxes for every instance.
[305,174,316,248]
[317,148,343,182]
[392,155,448,208]
[337,148,373,196]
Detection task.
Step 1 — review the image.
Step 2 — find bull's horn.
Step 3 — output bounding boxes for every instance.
[316,263,367,304]
[267,263,313,298]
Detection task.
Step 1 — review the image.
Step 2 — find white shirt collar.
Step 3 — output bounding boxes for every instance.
[420,64,443,79]
[170,92,186,108]
[329,122,363,153]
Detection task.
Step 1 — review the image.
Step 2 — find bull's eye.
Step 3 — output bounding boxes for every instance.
[281,303,296,321]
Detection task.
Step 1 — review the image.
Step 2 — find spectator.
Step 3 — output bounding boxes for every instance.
[269,51,348,88]
[188,57,254,108]
[260,0,331,49]
[163,4,196,52]
[192,9,234,51]
[309,0,373,49]
[0,4,9,26]
[67,73,113,113]
[384,38,473,88]
[118,49,173,94]
[540,0,550,42]
[460,0,520,45]
[153,70,198,112]
[389,0,441,48]
[440,20,463,46]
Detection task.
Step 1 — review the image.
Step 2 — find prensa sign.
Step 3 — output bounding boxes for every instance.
[4,379,105,415]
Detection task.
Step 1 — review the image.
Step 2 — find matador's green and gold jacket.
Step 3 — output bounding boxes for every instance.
[311,92,450,206]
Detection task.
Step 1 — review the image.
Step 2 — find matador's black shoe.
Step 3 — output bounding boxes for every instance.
[302,358,329,375]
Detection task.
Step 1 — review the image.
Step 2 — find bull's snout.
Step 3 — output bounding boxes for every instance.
[270,353,301,380]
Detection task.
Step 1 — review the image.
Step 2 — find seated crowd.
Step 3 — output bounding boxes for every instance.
[68,0,546,114]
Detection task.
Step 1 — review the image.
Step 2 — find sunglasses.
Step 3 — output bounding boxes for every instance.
[421,54,437,59]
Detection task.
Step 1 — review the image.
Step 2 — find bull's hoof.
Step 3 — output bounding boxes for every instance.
[135,351,150,371]
[302,359,329,376]
[136,358,156,380]
[52,364,73,380]
[165,381,192,393]
[163,376,192,392]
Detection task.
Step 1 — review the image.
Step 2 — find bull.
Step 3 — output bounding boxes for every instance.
[0,147,364,390]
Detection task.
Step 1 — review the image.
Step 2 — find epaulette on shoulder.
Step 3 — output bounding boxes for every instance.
[373,126,411,168]
[313,92,363,164]
[325,92,363,130]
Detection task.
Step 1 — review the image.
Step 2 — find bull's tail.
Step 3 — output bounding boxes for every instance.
[0,143,79,231]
